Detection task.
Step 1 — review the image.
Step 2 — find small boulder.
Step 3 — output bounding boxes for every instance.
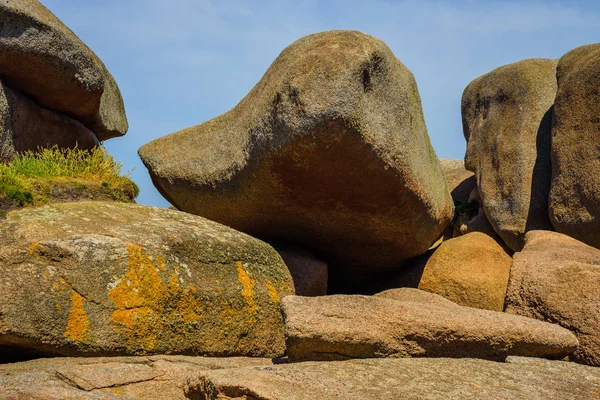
[139,30,453,290]
[505,230,600,366]
[0,0,128,140]
[549,44,600,248]
[0,202,294,357]
[417,232,512,311]
[282,294,577,362]
[275,245,327,296]
[462,58,556,251]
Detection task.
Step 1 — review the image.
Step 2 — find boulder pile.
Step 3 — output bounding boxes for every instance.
[2,2,600,398]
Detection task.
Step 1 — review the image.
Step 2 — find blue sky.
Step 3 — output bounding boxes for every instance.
[42,0,600,207]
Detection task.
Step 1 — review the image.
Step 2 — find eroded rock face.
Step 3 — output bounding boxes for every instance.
[0,82,98,152]
[281,294,577,362]
[418,232,512,311]
[139,30,453,290]
[549,44,600,248]
[0,355,273,399]
[191,357,600,400]
[0,0,127,140]
[505,230,600,366]
[462,58,556,251]
[0,202,294,358]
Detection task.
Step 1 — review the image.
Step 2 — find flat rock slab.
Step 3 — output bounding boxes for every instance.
[191,357,600,400]
[0,355,273,399]
[0,202,294,357]
[282,294,577,362]
[505,230,600,366]
[139,30,453,290]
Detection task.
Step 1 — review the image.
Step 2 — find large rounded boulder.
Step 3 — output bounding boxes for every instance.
[0,0,127,140]
[549,44,600,248]
[0,202,294,358]
[139,30,453,289]
[462,59,556,251]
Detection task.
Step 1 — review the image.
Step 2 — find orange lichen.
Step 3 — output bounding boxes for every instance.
[64,289,91,343]
[265,280,280,303]
[108,244,202,352]
[28,242,39,255]
[237,262,258,323]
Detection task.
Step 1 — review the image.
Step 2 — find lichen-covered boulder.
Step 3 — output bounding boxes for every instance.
[0,0,127,140]
[0,202,294,357]
[505,230,600,366]
[462,59,556,251]
[418,232,512,311]
[139,30,453,289]
[549,44,600,248]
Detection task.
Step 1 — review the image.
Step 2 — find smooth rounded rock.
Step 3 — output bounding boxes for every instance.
[549,44,600,248]
[139,30,453,290]
[462,58,556,251]
[0,0,128,140]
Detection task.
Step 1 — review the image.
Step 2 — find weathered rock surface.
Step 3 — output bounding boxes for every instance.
[282,294,577,362]
[191,357,600,400]
[0,82,98,153]
[374,287,460,307]
[0,0,127,140]
[549,44,600,248]
[139,30,453,290]
[0,355,273,399]
[462,58,556,251]
[505,230,600,366]
[275,246,327,296]
[455,187,501,240]
[0,202,294,357]
[440,158,475,204]
[418,232,512,311]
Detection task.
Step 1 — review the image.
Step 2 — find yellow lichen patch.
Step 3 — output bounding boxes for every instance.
[265,280,280,303]
[64,290,91,343]
[237,262,258,323]
[28,241,39,255]
[108,244,203,352]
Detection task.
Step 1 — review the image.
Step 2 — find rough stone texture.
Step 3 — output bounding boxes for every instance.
[282,294,577,362]
[190,357,600,400]
[440,158,475,204]
[0,202,294,358]
[505,230,600,366]
[549,44,600,248]
[417,232,512,311]
[0,355,273,399]
[0,82,98,153]
[275,246,327,296]
[0,0,128,140]
[462,58,556,251]
[374,287,460,308]
[139,30,453,290]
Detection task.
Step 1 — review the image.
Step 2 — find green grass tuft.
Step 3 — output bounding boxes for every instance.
[0,146,139,207]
